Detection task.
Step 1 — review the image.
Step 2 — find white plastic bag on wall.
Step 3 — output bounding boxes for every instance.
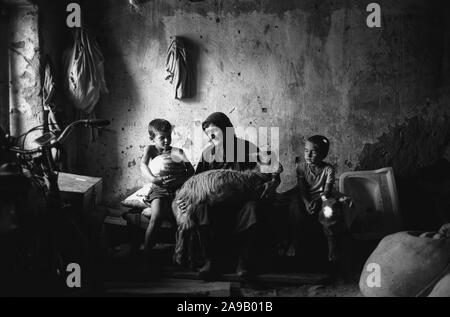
[64,28,108,115]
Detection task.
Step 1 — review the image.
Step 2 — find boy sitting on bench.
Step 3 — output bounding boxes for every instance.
[140,119,194,264]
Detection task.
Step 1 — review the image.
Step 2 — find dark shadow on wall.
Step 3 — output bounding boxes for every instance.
[36,0,72,128]
[36,0,84,173]
[357,112,450,231]
[73,0,141,205]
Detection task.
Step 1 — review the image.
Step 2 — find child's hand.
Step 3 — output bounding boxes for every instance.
[307,202,315,214]
[307,199,321,215]
[159,156,187,175]
[152,177,164,186]
[162,175,176,185]
[169,163,188,175]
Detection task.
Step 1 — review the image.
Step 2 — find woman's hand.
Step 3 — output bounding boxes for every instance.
[151,177,164,186]
[176,199,195,231]
[274,163,284,175]
[177,199,189,214]
[260,179,278,199]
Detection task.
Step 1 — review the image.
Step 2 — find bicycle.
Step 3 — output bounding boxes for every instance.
[0,119,110,296]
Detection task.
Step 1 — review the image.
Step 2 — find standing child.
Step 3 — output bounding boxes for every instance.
[140,119,194,262]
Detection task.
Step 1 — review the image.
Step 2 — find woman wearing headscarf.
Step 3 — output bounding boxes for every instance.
[178,112,282,280]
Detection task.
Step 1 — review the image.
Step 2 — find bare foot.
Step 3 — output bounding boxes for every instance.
[142,208,152,218]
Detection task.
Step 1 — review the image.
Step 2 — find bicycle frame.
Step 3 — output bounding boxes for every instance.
[1,118,110,296]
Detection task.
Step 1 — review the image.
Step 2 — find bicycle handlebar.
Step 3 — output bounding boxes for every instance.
[80,119,111,127]
[9,119,110,155]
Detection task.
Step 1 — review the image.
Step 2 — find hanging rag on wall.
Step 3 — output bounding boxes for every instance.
[42,56,61,134]
[64,28,108,116]
[42,56,67,169]
[165,37,193,100]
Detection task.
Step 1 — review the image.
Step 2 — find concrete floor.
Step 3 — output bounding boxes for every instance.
[104,243,362,297]
[240,279,361,297]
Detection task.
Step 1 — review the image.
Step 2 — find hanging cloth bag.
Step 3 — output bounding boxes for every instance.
[65,28,108,115]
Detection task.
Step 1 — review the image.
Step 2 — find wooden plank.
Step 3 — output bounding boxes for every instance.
[104,215,127,227]
[58,173,103,216]
[102,206,128,226]
[106,279,231,297]
[107,206,130,217]
[164,270,331,286]
[58,172,102,194]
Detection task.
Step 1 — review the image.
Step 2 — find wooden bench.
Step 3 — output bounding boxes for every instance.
[120,185,176,229]
[117,187,176,255]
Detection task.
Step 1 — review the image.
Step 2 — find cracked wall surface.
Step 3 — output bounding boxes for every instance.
[8,5,42,146]
[35,1,450,227]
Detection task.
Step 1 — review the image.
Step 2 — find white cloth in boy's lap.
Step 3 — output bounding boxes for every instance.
[148,147,189,188]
